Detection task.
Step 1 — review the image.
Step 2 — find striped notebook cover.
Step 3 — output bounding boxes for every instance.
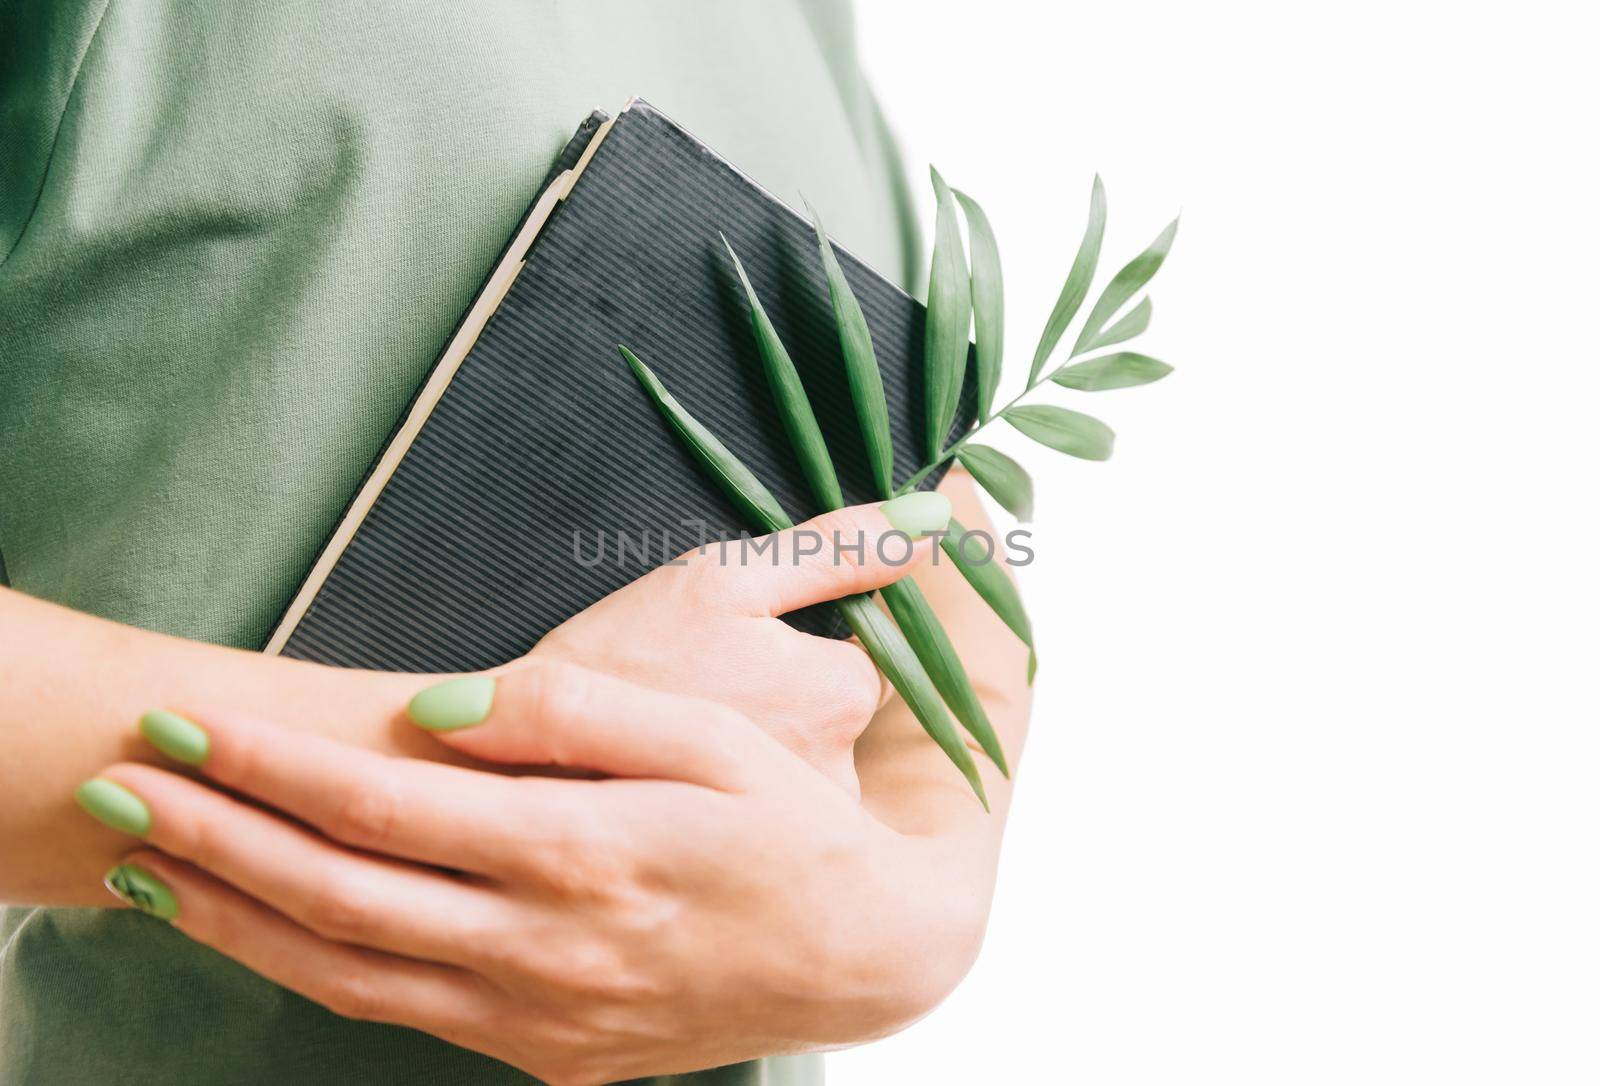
[266,99,970,673]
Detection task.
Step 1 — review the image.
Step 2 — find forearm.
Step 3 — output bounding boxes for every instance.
[0,588,440,906]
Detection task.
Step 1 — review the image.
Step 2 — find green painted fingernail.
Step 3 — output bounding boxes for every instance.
[105,863,179,920]
[139,710,210,766]
[407,675,496,731]
[879,491,952,537]
[74,779,152,837]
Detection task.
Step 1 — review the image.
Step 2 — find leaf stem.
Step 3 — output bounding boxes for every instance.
[895,344,1088,495]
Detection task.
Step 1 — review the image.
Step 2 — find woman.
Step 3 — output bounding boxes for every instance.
[1,2,1029,1083]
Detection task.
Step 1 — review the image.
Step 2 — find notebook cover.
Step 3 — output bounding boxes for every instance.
[271,99,973,672]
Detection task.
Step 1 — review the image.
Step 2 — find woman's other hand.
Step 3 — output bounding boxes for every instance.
[527,495,950,791]
[78,668,989,1085]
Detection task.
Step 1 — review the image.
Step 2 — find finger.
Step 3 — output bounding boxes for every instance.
[843,635,898,711]
[93,762,513,964]
[135,709,553,875]
[104,850,494,1037]
[693,495,951,617]
[813,634,886,730]
[409,660,785,788]
[754,630,880,797]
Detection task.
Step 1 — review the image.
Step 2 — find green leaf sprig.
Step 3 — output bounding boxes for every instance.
[898,176,1178,498]
[621,173,1178,802]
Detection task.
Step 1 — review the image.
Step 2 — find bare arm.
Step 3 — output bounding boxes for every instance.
[0,588,437,904]
[2,490,1009,908]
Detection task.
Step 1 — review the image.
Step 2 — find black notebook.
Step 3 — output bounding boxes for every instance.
[265,99,972,672]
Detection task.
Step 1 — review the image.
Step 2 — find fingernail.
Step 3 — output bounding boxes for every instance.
[407,675,496,731]
[105,863,179,920]
[879,491,952,537]
[74,779,152,837]
[139,710,210,766]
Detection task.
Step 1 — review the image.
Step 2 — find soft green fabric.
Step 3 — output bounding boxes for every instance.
[0,1,918,1082]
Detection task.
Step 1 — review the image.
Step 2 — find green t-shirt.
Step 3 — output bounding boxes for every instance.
[0,2,918,1081]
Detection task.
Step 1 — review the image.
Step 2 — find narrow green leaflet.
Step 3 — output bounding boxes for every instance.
[882,579,1008,775]
[954,189,1003,422]
[958,443,1034,521]
[1053,351,1173,392]
[618,346,790,533]
[1005,404,1115,461]
[1081,296,1151,353]
[805,201,895,499]
[721,237,844,510]
[620,344,988,806]
[925,167,972,461]
[942,515,1036,683]
[837,595,989,809]
[1071,218,1179,357]
[729,233,1000,790]
[793,212,1002,787]
[1030,175,1106,384]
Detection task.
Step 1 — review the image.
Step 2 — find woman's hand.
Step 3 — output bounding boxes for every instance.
[78,666,991,1086]
[526,497,949,790]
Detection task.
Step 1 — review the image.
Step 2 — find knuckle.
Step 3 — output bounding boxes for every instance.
[533,838,637,904]
[794,644,880,744]
[495,803,628,901]
[320,973,393,1023]
[325,777,401,849]
[519,661,592,765]
[181,810,233,869]
[473,933,544,980]
[220,726,269,787]
[302,874,378,941]
[597,934,680,1005]
[544,939,631,992]
[836,648,883,727]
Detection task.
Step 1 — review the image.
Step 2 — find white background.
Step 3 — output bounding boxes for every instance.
[836,2,1599,1082]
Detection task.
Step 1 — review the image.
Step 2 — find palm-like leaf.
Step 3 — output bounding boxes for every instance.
[1005,404,1115,461]
[1053,351,1173,392]
[882,578,1008,774]
[925,167,972,460]
[721,236,844,510]
[806,201,896,500]
[954,189,1003,422]
[1071,218,1179,356]
[942,516,1036,683]
[1030,175,1106,383]
[959,444,1034,521]
[619,346,790,531]
[1081,296,1151,353]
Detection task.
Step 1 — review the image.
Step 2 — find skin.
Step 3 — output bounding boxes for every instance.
[6,473,1030,1082]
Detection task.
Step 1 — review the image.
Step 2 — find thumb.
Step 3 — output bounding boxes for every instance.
[698,491,953,618]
